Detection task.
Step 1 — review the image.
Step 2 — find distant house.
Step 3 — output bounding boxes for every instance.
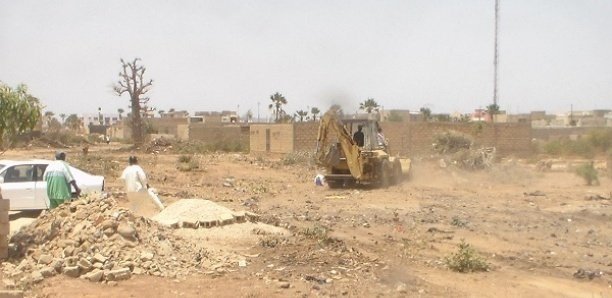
[161,110,189,119]
[195,110,239,123]
[471,109,491,122]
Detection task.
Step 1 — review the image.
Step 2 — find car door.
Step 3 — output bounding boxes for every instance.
[33,164,50,209]
[0,164,37,210]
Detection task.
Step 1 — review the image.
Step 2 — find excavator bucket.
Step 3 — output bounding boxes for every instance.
[399,158,412,176]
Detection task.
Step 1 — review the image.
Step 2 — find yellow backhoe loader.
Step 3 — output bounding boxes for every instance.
[315,107,411,188]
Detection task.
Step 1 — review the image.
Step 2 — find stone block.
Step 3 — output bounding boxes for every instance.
[63,266,80,278]
[105,267,131,281]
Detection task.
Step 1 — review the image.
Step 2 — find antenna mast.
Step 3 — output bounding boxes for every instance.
[493,0,499,106]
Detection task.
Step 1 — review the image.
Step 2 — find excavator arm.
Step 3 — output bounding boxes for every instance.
[315,108,364,180]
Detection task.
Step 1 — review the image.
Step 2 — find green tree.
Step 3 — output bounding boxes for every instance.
[420,107,431,121]
[294,110,308,122]
[268,92,287,122]
[113,58,153,145]
[47,118,62,133]
[117,108,124,120]
[359,98,379,114]
[310,107,320,121]
[0,83,42,150]
[64,114,83,131]
[59,113,67,123]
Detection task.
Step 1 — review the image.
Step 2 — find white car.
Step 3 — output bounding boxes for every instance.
[0,159,104,210]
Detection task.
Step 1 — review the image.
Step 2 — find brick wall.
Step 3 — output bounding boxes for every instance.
[249,122,532,157]
[189,124,249,148]
[293,122,320,152]
[532,127,612,141]
[381,122,532,156]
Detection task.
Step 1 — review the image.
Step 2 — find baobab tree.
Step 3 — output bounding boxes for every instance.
[113,58,153,145]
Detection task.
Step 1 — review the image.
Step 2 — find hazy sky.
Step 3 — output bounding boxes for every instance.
[2,0,611,118]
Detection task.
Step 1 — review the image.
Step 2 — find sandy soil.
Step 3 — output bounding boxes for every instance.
[2,144,612,297]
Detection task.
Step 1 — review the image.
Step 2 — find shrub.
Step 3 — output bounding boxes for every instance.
[587,129,612,152]
[177,155,192,163]
[542,138,594,158]
[177,154,199,172]
[433,131,473,154]
[445,240,490,273]
[575,162,599,186]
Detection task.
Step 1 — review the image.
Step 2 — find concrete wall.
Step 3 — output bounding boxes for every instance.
[380,122,532,156]
[189,124,250,148]
[251,121,533,157]
[149,118,189,136]
[532,127,612,141]
[250,124,294,153]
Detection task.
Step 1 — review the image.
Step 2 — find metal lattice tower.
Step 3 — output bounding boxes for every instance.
[493,0,499,106]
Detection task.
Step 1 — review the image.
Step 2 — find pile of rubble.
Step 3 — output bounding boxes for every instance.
[4,193,242,288]
[144,137,173,153]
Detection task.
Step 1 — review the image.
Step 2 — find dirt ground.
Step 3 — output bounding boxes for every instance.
[2,144,612,297]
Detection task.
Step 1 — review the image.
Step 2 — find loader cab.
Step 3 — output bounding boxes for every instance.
[344,119,385,151]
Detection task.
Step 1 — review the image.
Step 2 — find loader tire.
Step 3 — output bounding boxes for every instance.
[380,160,391,188]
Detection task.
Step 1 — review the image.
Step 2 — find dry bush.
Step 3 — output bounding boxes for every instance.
[445,240,490,273]
[433,131,473,154]
[575,162,599,186]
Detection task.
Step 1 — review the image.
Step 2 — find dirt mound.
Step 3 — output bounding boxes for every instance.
[152,199,258,228]
[4,193,243,288]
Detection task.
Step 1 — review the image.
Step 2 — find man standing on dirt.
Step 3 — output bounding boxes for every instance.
[120,156,149,192]
[43,151,81,209]
[353,125,365,147]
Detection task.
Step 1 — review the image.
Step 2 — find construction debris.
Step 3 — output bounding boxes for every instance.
[5,194,244,287]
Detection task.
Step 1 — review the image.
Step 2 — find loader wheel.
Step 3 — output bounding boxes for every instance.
[327,180,343,189]
[380,160,391,188]
[392,161,402,185]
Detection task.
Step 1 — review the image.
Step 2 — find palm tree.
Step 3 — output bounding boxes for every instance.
[486,103,500,122]
[419,107,431,121]
[268,92,287,123]
[310,107,320,121]
[117,108,124,120]
[294,110,308,122]
[359,98,379,114]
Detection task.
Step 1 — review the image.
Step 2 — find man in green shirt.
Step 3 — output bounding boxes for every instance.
[43,151,81,209]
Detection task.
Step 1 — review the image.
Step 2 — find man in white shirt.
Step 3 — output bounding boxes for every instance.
[120,156,149,192]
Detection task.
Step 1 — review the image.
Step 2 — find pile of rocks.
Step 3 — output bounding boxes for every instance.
[4,193,242,287]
